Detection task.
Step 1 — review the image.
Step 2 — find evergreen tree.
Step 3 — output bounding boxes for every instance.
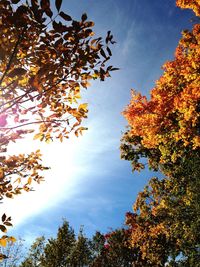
[70,227,92,267]
[41,220,76,267]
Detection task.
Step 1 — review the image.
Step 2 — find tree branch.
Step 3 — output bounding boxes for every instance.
[0,27,26,87]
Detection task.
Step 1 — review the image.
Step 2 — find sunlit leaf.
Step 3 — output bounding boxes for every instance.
[0,239,7,247]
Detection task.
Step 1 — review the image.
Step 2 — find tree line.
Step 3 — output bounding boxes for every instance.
[0,220,137,267]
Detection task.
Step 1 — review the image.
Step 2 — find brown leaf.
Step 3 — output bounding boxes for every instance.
[81,13,87,22]
[55,0,62,11]
[100,49,107,59]
[1,214,6,223]
[4,222,12,227]
[11,0,20,3]
[107,47,112,56]
[8,68,27,78]
[40,0,53,18]
[59,11,72,21]
[0,225,7,233]
[0,253,8,260]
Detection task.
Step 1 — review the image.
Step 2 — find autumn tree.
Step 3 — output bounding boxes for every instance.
[19,237,45,267]
[89,231,107,267]
[89,229,148,267]
[121,0,200,266]
[0,238,24,267]
[19,223,148,267]
[125,158,200,266]
[0,0,115,253]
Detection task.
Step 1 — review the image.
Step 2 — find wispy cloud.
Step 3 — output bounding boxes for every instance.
[121,21,137,57]
[1,117,119,229]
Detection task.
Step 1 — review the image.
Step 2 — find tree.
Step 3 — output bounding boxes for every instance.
[121,1,200,266]
[177,0,200,17]
[20,221,91,267]
[0,238,24,267]
[70,226,92,267]
[89,231,107,267]
[19,237,45,267]
[125,157,200,266]
[90,229,147,267]
[0,0,115,253]
[41,220,76,267]
[20,222,150,267]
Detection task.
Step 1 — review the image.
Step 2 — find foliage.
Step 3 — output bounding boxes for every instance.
[121,19,200,174]
[70,227,92,267]
[125,154,200,265]
[177,0,200,17]
[19,237,45,267]
[90,229,147,267]
[0,238,24,267]
[19,221,148,267]
[121,0,200,266]
[20,220,91,267]
[41,220,76,267]
[0,0,115,255]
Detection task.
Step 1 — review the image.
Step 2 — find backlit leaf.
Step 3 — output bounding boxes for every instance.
[8,68,26,78]
[55,0,62,11]
[59,11,72,21]
[81,13,87,22]
[0,225,7,233]
[0,239,7,247]
[1,214,6,223]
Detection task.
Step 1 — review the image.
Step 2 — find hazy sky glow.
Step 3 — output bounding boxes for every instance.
[1,0,193,243]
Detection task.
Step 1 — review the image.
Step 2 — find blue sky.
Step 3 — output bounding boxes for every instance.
[2,0,193,243]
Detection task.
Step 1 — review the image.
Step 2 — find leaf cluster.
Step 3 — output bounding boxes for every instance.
[121,1,200,266]
[0,0,116,257]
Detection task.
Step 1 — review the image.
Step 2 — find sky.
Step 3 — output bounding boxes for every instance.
[1,0,194,244]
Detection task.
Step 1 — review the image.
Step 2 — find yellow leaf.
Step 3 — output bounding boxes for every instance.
[92,73,99,79]
[33,133,43,140]
[78,103,88,112]
[45,138,52,144]
[14,177,21,184]
[27,177,32,185]
[0,239,7,247]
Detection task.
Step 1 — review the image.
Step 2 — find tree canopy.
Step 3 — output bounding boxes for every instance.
[19,220,140,267]
[0,0,115,255]
[121,1,200,266]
